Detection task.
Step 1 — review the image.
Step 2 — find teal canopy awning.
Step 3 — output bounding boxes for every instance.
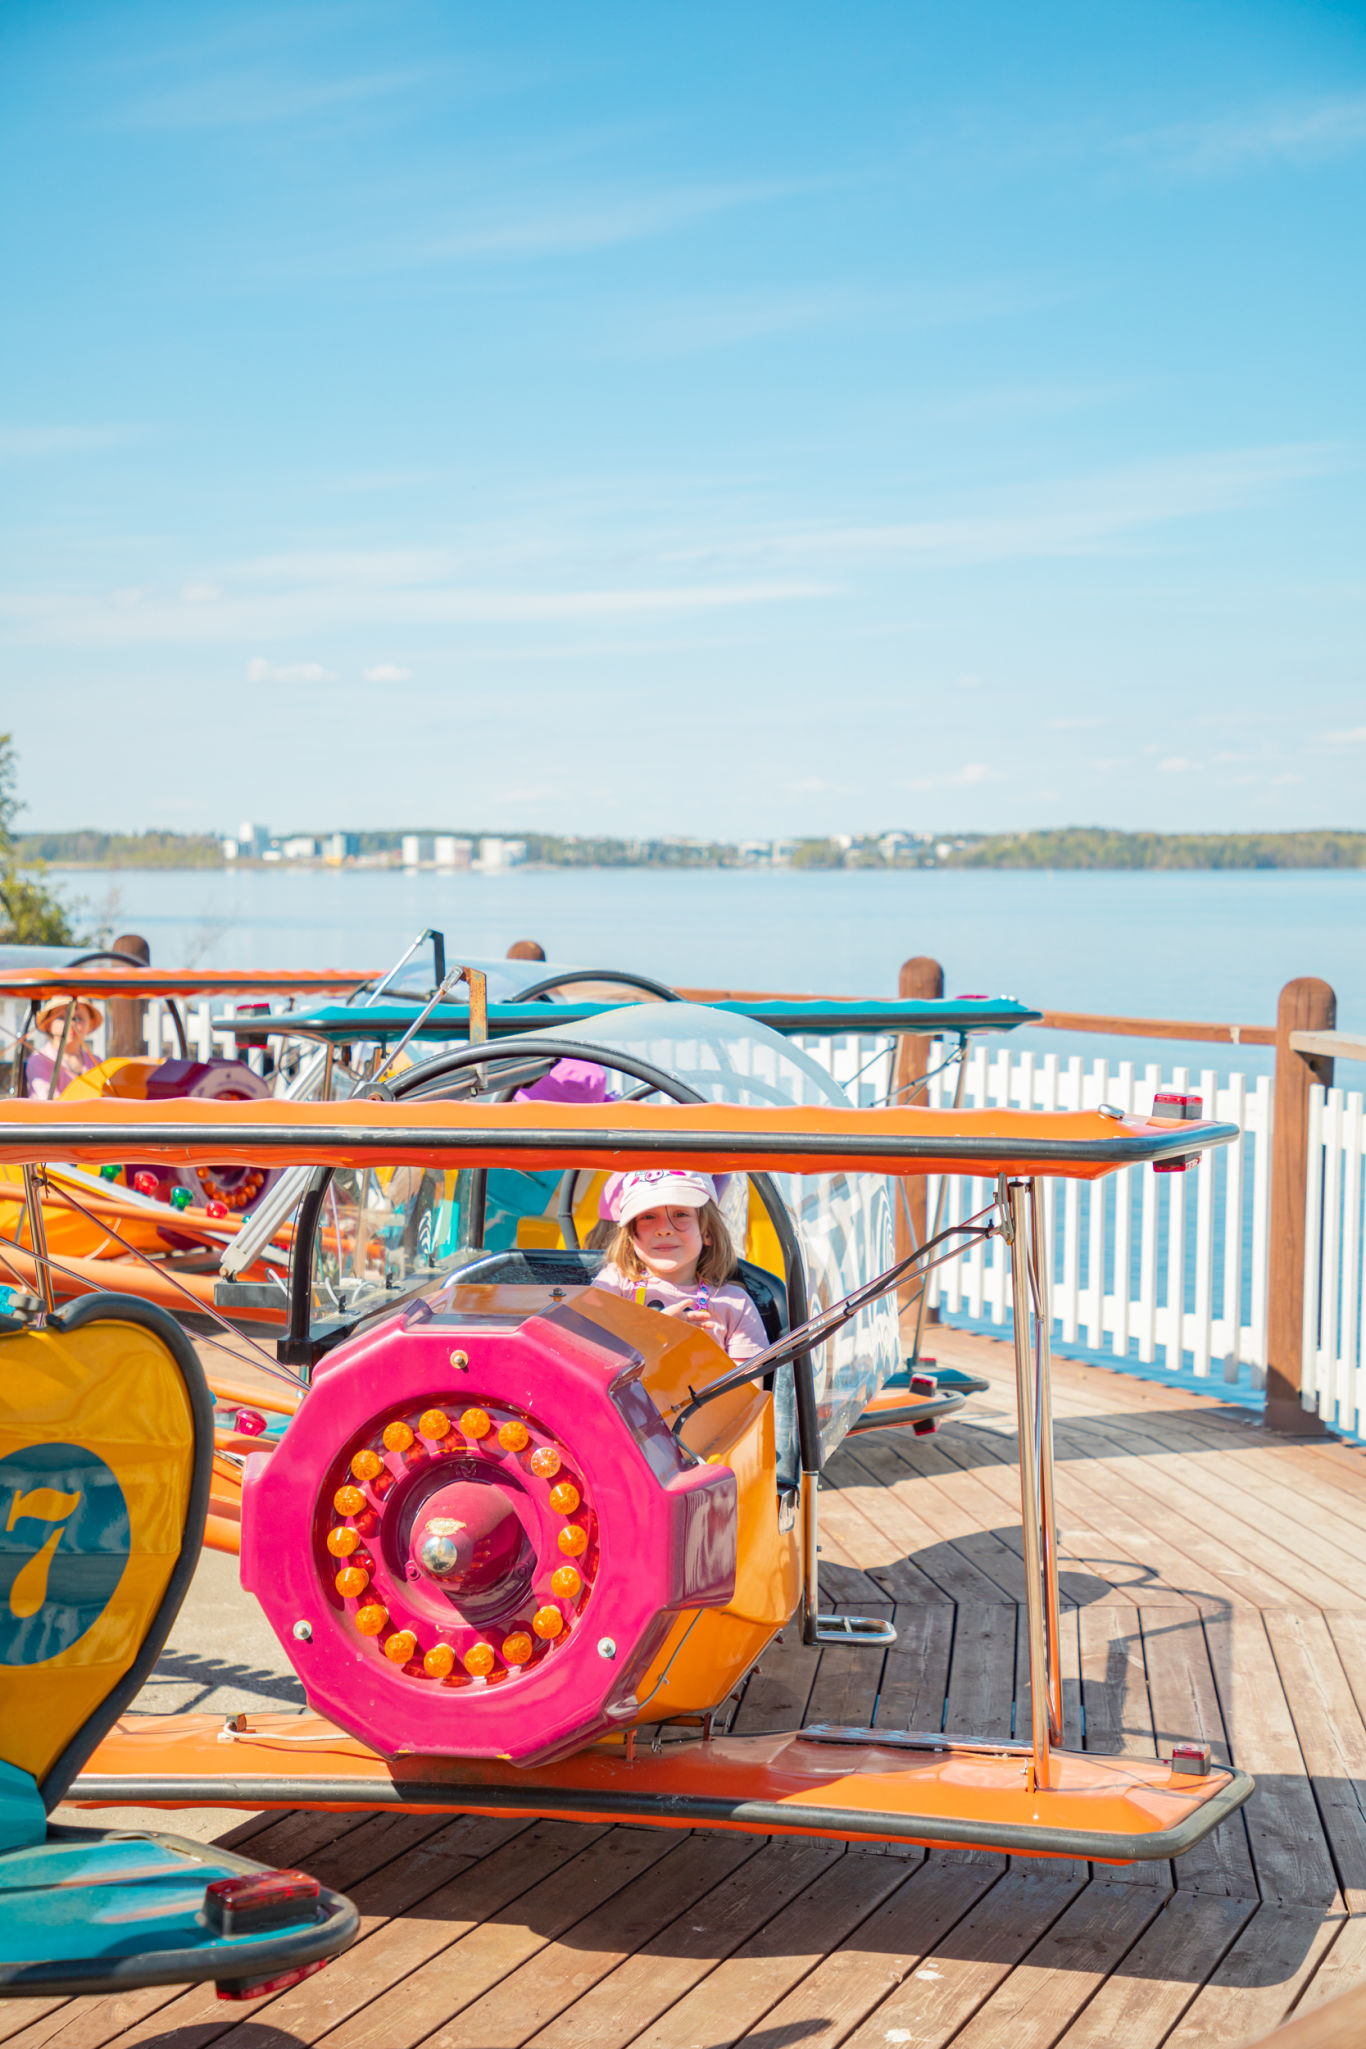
[226,995,1041,1046]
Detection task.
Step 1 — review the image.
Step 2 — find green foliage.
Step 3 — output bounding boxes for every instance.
[946,828,1366,871]
[790,838,844,868]
[0,734,80,945]
[15,828,222,869]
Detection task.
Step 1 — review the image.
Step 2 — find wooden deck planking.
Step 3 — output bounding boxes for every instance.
[18,1327,1366,2048]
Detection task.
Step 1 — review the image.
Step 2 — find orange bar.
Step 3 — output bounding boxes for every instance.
[0,1241,286,1322]
[0,967,378,999]
[0,1097,1237,1182]
[74,1711,1252,1863]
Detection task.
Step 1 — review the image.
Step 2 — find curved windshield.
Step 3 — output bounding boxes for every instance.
[301,1003,898,1460]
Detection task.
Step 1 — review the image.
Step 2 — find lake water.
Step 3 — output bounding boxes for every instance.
[54,865,1366,1044]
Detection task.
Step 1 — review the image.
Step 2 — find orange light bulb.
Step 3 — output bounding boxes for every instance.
[419,1408,451,1439]
[423,1643,456,1678]
[326,1526,359,1558]
[334,1565,369,1598]
[382,1419,414,1453]
[460,1407,491,1439]
[548,1481,581,1516]
[384,1630,417,1664]
[497,1419,529,1452]
[350,1447,383,1481]
[355,1603,388,1636]
[502,1631,533,1665]
[463,1642,495,1677]
[529,1445,561,1479]
[333,1484,365,1516]
[532,1605,564,1640]
[557,1523,588,1557]
[551,1565,582,1599]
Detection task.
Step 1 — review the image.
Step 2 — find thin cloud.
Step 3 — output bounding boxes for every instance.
[608,276,1052,358]
[3,573,834,649]
[117,66,427,131]
[0,424,138,457]
[903,762,1003,792]
[747,444,1340,569]
[1321,725,1366,743]
[1159,756,1196,773]
[388,178,819,272]
[245,657,335,683]
[1047,717,1100,730]
[1129,92,1366,178]
[364,663,411,682]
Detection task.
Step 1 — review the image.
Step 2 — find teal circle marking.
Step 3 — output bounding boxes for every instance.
[0,1443,131,1666]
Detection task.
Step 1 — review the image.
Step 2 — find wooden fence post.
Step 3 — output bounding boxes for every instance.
[107,932,150,1058]
[894,956,944,1327]
[1265,976,1336,1434]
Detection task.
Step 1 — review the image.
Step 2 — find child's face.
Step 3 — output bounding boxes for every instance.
[631,1204,705,1284]
[46,1003,92,1045]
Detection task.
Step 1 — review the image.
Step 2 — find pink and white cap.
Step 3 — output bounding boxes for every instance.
[613,1169,718,1227]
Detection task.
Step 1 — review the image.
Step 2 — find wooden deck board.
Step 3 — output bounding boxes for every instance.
[25,1325,1366,2049]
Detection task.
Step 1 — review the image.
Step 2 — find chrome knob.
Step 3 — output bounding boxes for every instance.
[417,1531,462,1577]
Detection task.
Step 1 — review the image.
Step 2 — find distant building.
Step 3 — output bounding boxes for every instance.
[324,832,359,864]
[221,836,240,861]
[401,834,425,868]
[477,837,527,871]
[237,821,269,858]
[770,838,796,867]
[434,835,474,870]
[879,832,912,862]
[281,835,317,861]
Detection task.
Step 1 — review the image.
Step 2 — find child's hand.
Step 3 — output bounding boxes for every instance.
[677,1303,724,1342]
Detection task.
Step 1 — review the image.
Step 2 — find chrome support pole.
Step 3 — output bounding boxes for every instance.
[1028,1177,1065,1746]
[801,1469,820,1635]
[21,1166,55,1322]
[1008,1175,1059,1791]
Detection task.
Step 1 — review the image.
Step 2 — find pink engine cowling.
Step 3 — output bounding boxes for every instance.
[241,1299,737,1766]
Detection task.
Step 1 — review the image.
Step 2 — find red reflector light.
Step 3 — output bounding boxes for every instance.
[909,1373,938,1398]
[1151,1092,1203,1121]
[913,1419,939,1436]
[216,1958,327,2002]
[204,1868,319,1937]
[205,1199,229,1218]
[1153,1156,1195,1176]
[1170,1741,1211,1776]
[133,1170,160,1196]
[234,1408,267,1437]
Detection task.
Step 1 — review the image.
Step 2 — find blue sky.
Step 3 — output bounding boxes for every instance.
[2,0,1363,838]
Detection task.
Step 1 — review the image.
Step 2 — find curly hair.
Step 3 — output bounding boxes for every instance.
[606,1198,738,1286]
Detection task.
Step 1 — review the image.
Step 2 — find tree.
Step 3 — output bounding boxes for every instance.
[0,733,80,945]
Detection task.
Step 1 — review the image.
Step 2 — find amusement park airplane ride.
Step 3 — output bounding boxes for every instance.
[0,974,1251,1869]
[0,1280,358,1999]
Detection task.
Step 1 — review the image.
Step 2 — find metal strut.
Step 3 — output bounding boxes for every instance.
[1006,1175,1064,1791]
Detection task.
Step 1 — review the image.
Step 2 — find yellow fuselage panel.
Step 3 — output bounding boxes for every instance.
[0,1320,196,1783]
[562,1286,801,1722]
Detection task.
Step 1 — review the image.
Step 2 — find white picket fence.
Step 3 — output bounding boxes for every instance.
[802,1034,1276,1392]
[1304,1081,1366,1437]
[6,993,1364,1431]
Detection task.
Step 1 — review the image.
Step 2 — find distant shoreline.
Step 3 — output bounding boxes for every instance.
[19,824,1366,875]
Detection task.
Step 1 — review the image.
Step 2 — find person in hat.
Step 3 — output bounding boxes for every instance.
[26,995,102,1099]
[592,1169,768,1364]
